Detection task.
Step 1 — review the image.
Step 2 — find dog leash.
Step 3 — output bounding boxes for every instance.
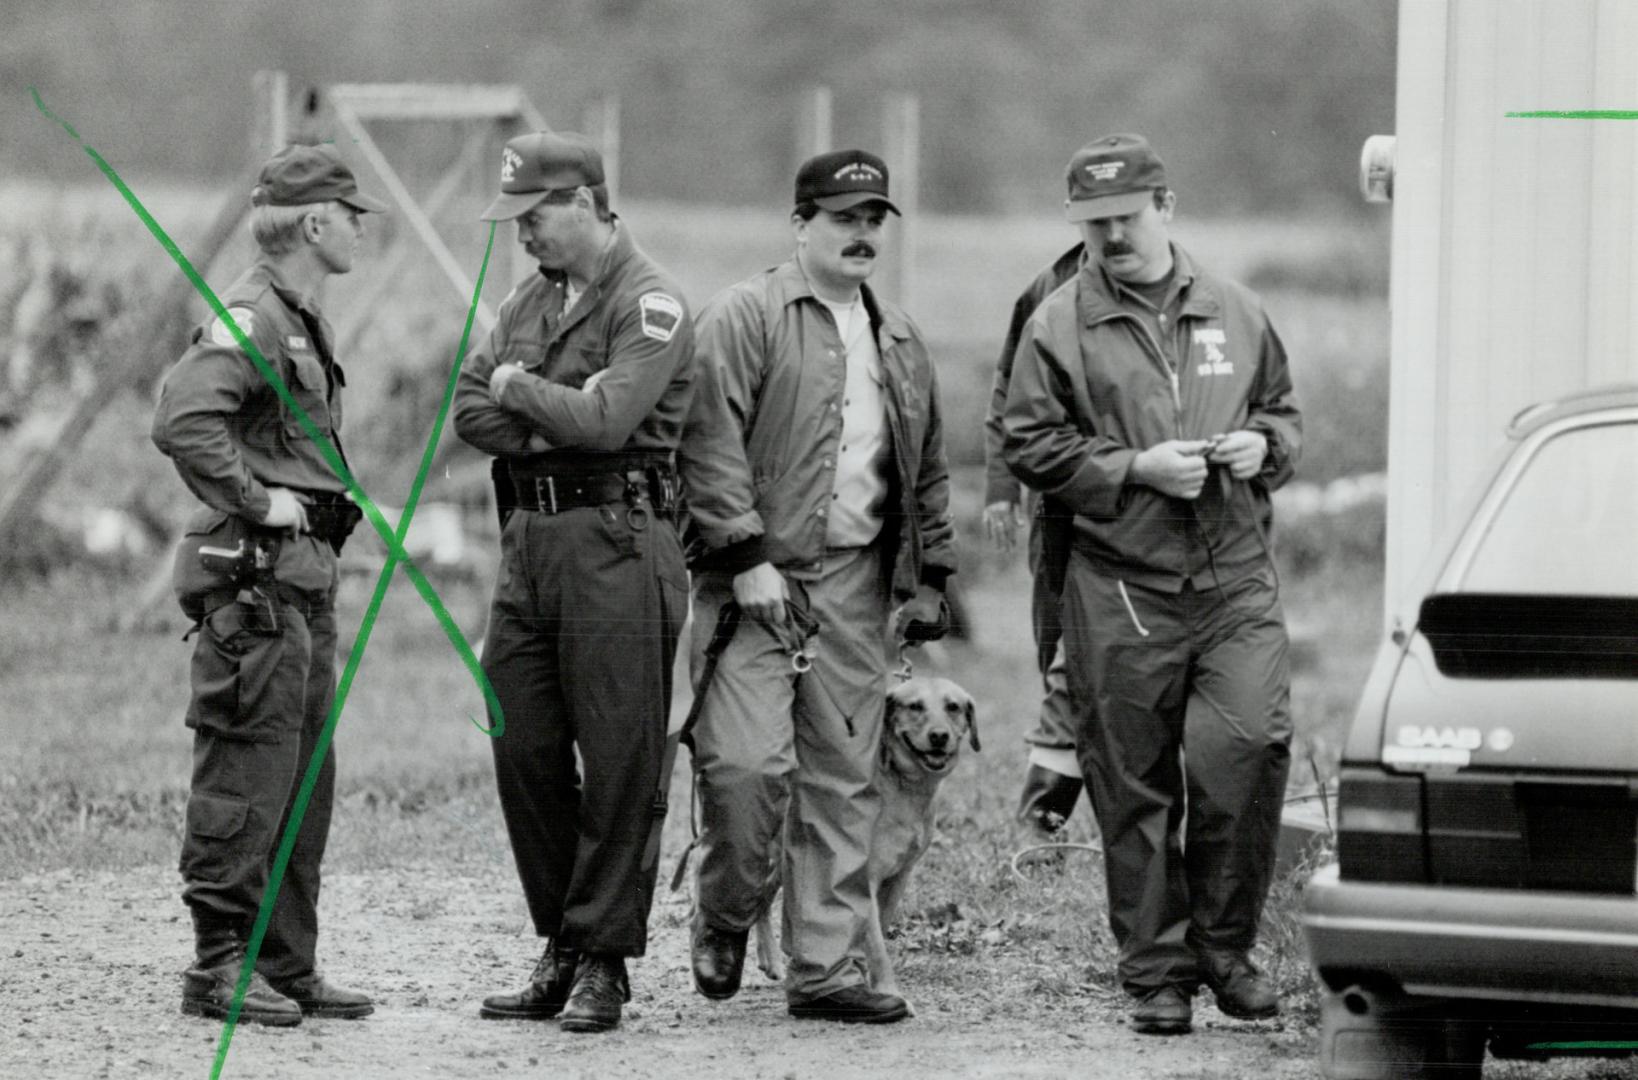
[893,638,918,683]
[668,601,742,893]
[668,597,821,893]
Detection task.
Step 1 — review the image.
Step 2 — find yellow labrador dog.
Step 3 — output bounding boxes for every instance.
[751,675,979,1002]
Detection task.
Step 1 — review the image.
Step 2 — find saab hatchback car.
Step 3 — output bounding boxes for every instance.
[1303,384,1638,1079]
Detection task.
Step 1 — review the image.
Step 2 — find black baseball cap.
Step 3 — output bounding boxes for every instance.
[480,132,606,221]
[251,144,387,213]
[795,149,900,215]
[1065,134,1167,221]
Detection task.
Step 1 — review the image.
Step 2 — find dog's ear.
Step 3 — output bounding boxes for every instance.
[963,695,980,752]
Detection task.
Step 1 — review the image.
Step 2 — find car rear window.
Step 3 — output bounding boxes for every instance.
[1461,421,1638,596]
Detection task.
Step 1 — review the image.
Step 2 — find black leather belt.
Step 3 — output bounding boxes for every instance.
[511,472,638,514]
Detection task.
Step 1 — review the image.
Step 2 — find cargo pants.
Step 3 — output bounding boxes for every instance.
[1023,499,1077,774]
[481,500,688,956]
[177,521,339,980]
[689,546,890,1002]
[1062,553,1293,996]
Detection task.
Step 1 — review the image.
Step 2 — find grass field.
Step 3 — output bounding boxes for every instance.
[1,182,1392,1032]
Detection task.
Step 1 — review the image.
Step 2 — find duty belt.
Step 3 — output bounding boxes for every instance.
[509,471,642,514]
[504,460,678,517]
[195,582,328,624]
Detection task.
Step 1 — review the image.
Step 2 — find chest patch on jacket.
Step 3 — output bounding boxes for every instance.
[210,307,256,348]
[639,292,682,342]
[1193,327,1232,376]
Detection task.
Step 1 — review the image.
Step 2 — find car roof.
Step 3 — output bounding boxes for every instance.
[1507,382,1638,438]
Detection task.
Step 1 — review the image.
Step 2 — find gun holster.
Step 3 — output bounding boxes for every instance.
[173,509,282,634]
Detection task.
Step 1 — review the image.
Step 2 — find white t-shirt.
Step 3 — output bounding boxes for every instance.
[818,295,889,547]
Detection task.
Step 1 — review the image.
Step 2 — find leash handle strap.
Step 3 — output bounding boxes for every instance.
[665,600,743,892]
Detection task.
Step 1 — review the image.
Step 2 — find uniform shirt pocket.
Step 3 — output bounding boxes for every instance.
[286,352,331,435]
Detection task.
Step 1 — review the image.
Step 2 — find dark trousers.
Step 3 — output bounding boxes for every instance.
[1029,498,1074,677]
[179,598,337,980]
[1062,554,1292,996]
[482,503,687,956]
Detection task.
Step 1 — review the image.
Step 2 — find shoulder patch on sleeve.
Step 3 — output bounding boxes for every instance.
[638,291,683,342]
[209,307,257,348]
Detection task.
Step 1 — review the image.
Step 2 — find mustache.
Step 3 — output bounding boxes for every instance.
[841,241,877,258]
[1102,241,1135,258]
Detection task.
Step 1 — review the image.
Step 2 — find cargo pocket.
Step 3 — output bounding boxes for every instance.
[184,602,303,743]
[181,790,250,883]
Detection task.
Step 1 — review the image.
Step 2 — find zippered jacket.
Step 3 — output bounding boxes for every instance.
[1002,244,1300,592]
[678,259,956,600]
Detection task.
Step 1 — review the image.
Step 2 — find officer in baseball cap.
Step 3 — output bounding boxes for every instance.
[153,143,385,1027]
[678,146,954,1024]
[456,130,695,1034]
[1004,133,1302,1035]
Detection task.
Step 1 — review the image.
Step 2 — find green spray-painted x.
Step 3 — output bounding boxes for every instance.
[32,88,506,1078]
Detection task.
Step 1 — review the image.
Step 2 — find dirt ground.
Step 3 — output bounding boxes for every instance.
[4,862,1322,1080]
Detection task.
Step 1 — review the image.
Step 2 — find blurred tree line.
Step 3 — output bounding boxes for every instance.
[6,0,1393,215]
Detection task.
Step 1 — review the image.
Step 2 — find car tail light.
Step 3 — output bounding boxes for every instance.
[1337,768,1426,883]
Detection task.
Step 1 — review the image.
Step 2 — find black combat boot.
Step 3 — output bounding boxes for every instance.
[690,910,749,1000]
[264,972,374,1019]
[480,939,580,1020]
[181,915,303,1026]
[559,955,630,1033]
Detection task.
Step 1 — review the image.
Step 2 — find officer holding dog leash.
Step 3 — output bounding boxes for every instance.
[678,149,955,1024]
[152,144,380,1027]
[453,131,694,1035]
[1003,134,1302,1036]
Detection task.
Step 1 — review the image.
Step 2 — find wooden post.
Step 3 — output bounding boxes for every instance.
[582,94,621,205]
[252,70,289,162]
[881,93,920,309]
[797,86,833,169]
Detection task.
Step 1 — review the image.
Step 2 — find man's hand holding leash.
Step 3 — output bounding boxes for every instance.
[1204,429,1268,479]
[732,561,789,627]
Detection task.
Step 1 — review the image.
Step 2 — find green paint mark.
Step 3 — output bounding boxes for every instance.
[1506,110,1638,119]
[1528,1040,1638,1050]
[32,88,505,1077]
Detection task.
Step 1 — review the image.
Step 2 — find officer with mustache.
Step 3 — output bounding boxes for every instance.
[679,149,956,1023]
[1003,134,1302,1036]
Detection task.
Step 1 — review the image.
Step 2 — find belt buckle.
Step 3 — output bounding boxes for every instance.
[533,476,558,513]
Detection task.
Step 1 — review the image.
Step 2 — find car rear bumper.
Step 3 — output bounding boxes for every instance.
[1303,861,1638,1010]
